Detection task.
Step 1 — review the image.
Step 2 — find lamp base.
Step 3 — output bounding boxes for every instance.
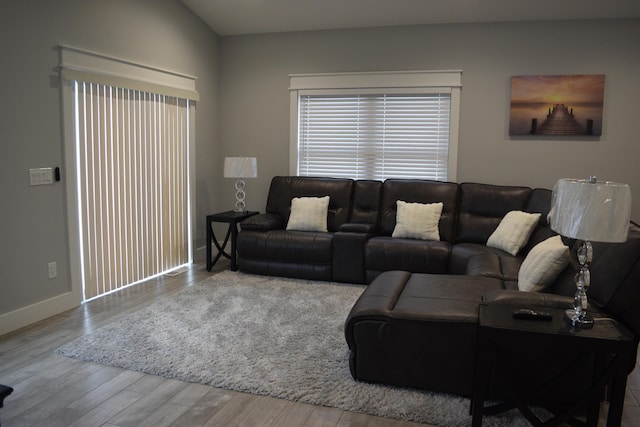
[234,179,247,212]
[565,309,594,329]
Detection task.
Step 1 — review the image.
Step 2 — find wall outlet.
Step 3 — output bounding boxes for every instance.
[48,261,57,279]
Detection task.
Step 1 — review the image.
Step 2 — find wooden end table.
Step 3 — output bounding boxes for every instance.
[471,303,635,427]
[206,210,258,271]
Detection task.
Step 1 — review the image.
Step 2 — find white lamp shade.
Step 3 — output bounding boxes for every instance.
[223,157,257,178]
[550,178,631,242]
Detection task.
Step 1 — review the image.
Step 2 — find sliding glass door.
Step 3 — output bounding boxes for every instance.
[74,82,191,300]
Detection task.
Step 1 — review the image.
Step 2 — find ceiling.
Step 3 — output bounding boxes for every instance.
[182,0,640,36]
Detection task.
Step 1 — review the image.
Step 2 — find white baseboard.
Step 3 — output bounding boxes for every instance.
[0,291,80,337]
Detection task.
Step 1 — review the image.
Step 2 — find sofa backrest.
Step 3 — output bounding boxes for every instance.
[349,180,383,227]
[455,182,534,246]
[522,188,557,252]
[265,176,354,231]
[551,226,640,336]
[378,179,459,242]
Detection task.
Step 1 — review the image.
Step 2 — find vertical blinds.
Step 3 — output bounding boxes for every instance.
[75,82,190,300]
[297,93,451,180]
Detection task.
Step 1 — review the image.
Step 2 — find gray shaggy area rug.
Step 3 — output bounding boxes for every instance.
[56,271,528,426]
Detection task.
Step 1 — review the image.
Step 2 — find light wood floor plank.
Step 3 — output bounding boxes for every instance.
[67,389,143,427]
[201,392,256,426]
[128,401,189,427]
[169,387,236,427]
[271,400,316,426]
[169,382,214,407]
[337,410,382,427]
[303,405,344,426]
[227,394,291,426]
[5,362,123,425]
[106,378,189,426]
[67,369,146,414]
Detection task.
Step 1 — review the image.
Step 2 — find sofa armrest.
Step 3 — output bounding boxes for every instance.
[333,231,376,283]
[239,213,284,232]
[482,289,574,310]
[339,222,377,233]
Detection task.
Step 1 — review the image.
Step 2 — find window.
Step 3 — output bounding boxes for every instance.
[289,71,461,181]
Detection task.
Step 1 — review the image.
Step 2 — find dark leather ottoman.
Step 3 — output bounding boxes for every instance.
[344,270,504,396]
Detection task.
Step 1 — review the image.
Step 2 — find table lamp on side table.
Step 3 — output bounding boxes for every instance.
[224,157,257,212]
[549,176,631,328]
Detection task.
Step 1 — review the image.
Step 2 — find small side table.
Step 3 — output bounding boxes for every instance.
[471,304,634,427]
[206,210,258,272]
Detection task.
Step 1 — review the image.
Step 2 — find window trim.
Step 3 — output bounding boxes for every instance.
[289,70,462,181]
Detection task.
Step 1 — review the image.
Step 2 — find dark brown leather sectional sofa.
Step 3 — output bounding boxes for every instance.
[237,175,640,399]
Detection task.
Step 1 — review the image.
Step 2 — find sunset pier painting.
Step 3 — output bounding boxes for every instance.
[509,75,605,136]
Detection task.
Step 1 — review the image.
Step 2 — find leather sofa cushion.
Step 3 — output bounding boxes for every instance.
[239,258,332,281]
[388,273,507,321]
[450,243,523,282]
[237,229,333,263]
[365,237,451,281]
[349,271,505,324]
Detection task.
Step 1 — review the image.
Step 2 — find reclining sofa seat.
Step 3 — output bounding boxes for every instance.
[364,179,459,282]
[237,176,354,281]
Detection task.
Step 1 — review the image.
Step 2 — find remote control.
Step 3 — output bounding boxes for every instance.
[512,308,553,321]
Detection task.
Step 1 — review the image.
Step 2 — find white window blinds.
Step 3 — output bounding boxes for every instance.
[290,70,462,182]
[297,93,451,180]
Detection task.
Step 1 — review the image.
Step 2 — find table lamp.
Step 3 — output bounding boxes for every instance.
[224,157,257,212]
[549,177,631,328]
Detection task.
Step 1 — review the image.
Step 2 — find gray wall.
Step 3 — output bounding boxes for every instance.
[219,19,640,220]
[0,0,219,323]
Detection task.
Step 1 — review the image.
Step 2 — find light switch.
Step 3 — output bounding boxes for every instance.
[29,168,54,186]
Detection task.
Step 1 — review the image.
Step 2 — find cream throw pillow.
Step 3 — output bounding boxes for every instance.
[392,200,443,241]
[286,196,330,232]
[518,235,570,292]
[486,210,541,256]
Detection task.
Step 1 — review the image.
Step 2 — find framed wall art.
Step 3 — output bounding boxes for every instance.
[509,75,605,136]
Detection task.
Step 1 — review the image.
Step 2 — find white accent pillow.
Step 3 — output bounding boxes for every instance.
[392,200,443,241]
[286,196,330,232]
[518,235,570,292]
[486,210,541,256]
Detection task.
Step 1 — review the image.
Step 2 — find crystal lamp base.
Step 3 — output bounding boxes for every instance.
[565,309,594,329]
